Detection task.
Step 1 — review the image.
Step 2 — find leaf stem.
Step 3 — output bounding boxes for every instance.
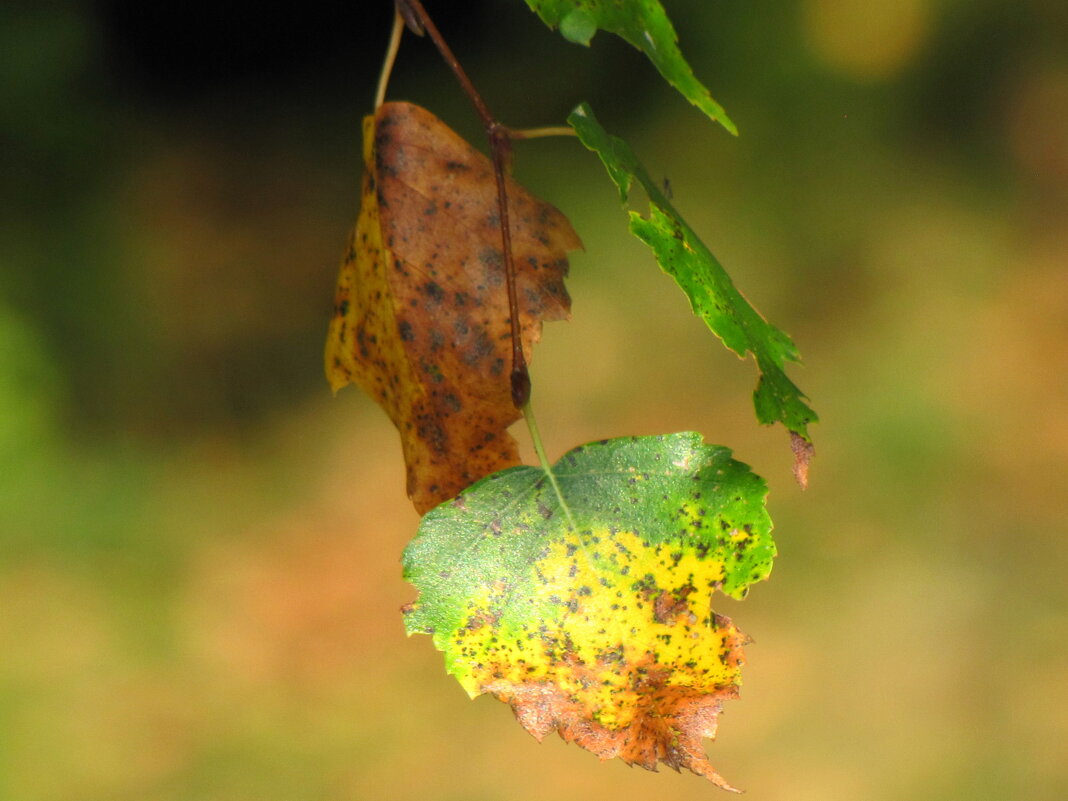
[507,125,578,140]
[374,9,405,110]
[396,0,530,408]
[522,400,575,529]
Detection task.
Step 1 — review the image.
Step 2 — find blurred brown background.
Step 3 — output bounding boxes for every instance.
[2,1,1067,799]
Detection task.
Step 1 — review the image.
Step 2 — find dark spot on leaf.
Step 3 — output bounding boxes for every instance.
[421,280,445,304]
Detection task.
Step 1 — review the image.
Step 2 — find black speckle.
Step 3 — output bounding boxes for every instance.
[421,281,445,303]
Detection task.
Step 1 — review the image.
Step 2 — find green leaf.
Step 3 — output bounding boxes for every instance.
[568,103,817,459]
[403,432,772,788]
[523,0,737,134]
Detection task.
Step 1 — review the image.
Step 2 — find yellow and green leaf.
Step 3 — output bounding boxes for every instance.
[403,432,774,790]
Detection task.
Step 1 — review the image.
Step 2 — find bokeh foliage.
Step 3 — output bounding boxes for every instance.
[2,1,1067,799]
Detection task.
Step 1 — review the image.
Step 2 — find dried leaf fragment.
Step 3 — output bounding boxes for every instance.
[326,102,581,513]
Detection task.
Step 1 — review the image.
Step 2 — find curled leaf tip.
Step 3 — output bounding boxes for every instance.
[790,432,814,490]
[560,9,597,45]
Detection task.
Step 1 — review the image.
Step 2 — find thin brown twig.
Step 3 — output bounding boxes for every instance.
[395,0,530,408]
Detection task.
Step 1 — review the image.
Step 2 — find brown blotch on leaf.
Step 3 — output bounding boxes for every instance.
[485,634,748,793]
[653,586,695,625]
[325,102,582,513]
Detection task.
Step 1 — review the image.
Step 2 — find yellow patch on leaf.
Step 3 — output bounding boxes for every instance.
[325,102,581,513]
[446,528,750,791]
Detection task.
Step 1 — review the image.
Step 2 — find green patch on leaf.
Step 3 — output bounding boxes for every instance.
[523,0,736,134]
[403,433,772,788]
[559,8,598,45]
[568,103,817,458]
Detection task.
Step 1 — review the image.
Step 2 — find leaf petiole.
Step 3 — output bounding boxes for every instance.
[521,400,575,529]
[506,125,578,140]
[374,9,405,110]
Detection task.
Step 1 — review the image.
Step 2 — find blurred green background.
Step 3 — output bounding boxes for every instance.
[2,1,1067,799]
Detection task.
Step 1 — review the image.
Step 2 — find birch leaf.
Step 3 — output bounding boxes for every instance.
[325,101,581,513]
[403,432,774,790]
[523,0,737,134]
[568,103,817,484]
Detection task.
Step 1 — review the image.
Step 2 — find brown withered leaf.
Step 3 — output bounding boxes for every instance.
[326,101,581,513]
